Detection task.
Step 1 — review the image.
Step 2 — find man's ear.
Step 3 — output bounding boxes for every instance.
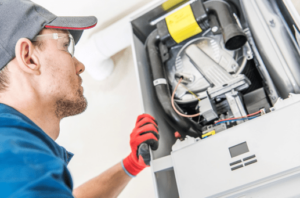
[15,38,41,75]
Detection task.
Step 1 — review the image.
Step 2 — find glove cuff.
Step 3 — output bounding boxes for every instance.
[123,154,145,177]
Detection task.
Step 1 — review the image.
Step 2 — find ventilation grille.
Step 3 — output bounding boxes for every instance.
[230,155,257,171]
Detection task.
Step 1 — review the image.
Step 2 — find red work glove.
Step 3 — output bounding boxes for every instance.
[122,114,159,177]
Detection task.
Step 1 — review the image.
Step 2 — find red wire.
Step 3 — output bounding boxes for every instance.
[215,110,262,124]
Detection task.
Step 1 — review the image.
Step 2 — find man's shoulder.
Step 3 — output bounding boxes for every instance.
[0,118,74,197]
[0,104,40,130]
[0,105,74,197]
[0,108,48,147]
[0,113,54,157]
[0,104,69,163]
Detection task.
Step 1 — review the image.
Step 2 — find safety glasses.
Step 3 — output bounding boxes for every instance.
[32,33,75,57]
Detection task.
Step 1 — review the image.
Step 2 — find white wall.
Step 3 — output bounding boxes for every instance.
[32,0,155,197]
[292,0,300,10]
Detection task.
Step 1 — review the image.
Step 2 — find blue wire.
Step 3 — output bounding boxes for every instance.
[215,116,259,125]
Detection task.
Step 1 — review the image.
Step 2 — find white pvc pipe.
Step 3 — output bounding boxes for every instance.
[76,17,132,81]
[76,0,168,81]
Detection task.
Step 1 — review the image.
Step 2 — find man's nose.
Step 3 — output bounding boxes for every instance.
[74,57,85,75]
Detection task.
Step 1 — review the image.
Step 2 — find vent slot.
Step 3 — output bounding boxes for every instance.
[231,164,244,171]
[230,160,242,166]
[243,155,256,162]
[245,159,258,166]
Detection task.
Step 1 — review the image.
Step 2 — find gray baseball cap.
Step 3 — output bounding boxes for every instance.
[0,0,98,70]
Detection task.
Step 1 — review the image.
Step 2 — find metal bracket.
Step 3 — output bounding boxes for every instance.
[225,90,248,124]
[151,155,173,173]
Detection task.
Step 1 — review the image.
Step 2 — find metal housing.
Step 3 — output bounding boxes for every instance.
[129,0,300,197]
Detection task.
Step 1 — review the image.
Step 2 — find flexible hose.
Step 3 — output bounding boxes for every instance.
[146,30,202,138]
[237,56,248,74]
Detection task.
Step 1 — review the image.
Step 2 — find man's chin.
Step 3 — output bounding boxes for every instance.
[55,96,88,119]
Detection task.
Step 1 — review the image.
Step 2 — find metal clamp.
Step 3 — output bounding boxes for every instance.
[153,78,167,86]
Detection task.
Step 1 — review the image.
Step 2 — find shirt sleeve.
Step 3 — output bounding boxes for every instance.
[0,127,74,198]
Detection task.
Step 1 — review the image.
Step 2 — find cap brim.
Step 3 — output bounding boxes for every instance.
[45,16,97,44]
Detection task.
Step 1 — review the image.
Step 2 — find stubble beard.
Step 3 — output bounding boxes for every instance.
[55,87,87,119]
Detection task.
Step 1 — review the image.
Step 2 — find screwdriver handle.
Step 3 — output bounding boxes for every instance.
[138,143,151,166]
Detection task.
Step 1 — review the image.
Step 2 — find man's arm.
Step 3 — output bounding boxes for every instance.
[73,114,159,198]
[73,162,131,198]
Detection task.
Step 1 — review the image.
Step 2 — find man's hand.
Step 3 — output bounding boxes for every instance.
[122,114,159,177]
[74,114,159,198]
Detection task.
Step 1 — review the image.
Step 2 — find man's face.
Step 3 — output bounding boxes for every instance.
[36,29,87,119]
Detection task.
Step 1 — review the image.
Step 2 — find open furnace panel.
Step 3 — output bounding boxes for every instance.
[130,0,300,197]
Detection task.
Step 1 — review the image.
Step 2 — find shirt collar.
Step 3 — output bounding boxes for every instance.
[66,151,74,164]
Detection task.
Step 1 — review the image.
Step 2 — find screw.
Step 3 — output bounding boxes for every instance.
[212,26,219,33]
[269,19,275,27]
[231,90,238,96]
[231,64,237,70]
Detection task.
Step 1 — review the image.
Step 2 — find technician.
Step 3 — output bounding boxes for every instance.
[0,0,159,197]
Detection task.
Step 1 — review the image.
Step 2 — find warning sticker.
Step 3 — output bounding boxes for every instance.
[165,4,202,43]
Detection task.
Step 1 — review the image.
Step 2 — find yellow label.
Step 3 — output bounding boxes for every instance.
[165,4,202,43]
[162,0,187,11]
[202,130,216,138]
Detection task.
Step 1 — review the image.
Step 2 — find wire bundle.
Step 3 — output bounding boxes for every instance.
[214,110,262,125]
[172,78,263,123]
[171,78,201,118]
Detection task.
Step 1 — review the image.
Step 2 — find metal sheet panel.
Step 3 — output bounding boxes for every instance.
[241,0,300,98]
[171,100,300,197]
[131,31,180,198]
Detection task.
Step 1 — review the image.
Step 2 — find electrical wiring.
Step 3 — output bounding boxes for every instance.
[179,83,201,102]
[171,78,263,120]
[171,78,201,118]
[215,115,260,125]
[214,110,262,125]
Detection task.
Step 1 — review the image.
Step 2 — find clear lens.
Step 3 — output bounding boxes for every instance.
[33,33,75,57]
[56,34,75,57]
[68,35,75,57]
